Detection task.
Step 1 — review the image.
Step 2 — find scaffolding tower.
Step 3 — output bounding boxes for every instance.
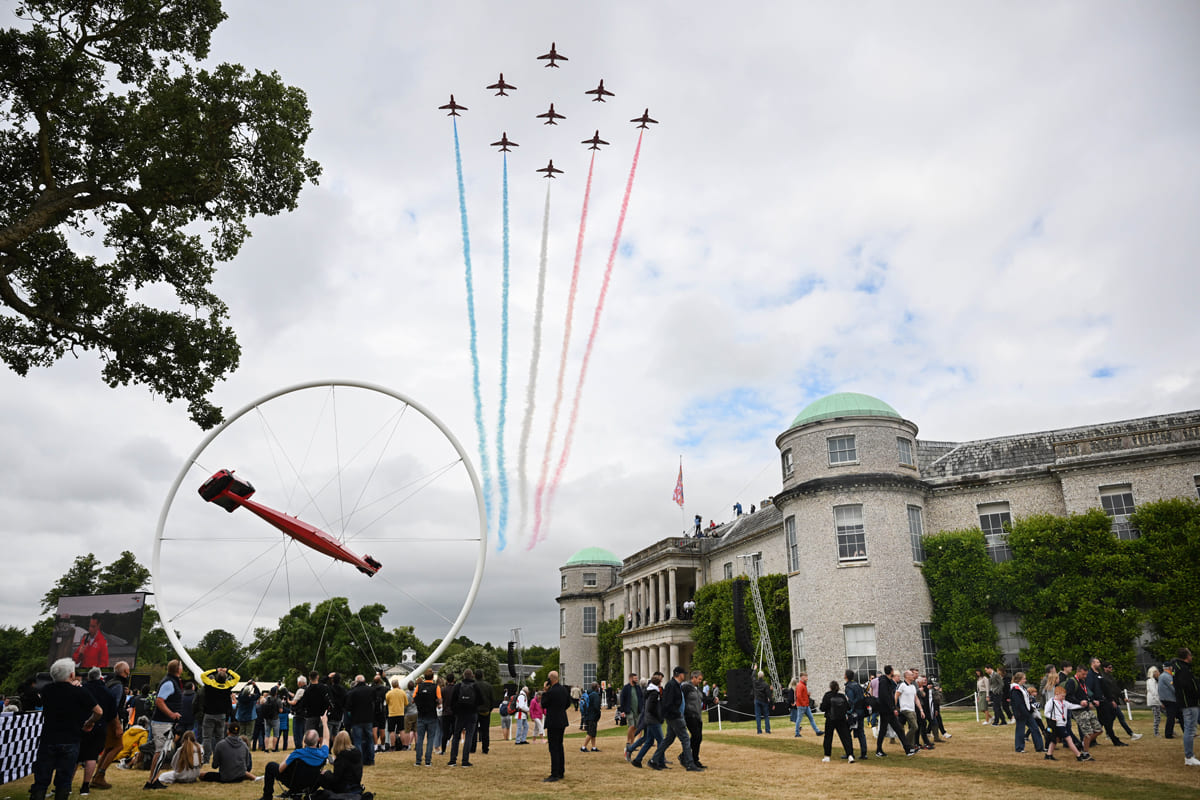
[739,553,782,701]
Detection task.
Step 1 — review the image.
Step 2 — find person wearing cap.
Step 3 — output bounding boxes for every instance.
[28,658,103,800]
[649,666,702,771]
[200,721,255,783]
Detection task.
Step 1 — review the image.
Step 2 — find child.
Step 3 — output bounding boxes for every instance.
[1044,685,1089,762]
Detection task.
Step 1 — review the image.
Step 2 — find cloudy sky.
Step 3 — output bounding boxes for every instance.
[3,1,1198,659]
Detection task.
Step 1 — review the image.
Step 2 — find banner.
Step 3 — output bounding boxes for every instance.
[49,593,147,670]
[0,711,41,785]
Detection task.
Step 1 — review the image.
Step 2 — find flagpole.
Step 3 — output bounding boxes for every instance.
[679,456,685,534]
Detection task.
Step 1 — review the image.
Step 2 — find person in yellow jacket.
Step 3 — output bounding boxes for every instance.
[199,667,241,764]
[115,717,150,765]
[386,677,409,751]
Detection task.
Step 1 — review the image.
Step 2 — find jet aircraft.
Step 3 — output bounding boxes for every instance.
[581,130,609,151]
[585,79,615,102]
[490,132,519,152]
[537,160,564,178]
[537,103,566,125]
[630,108,659,129]
[538,42,568,67]
[439,95,467,116]
[487,73,516,96]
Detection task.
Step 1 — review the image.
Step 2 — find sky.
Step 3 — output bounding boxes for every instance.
[2,0,1199,662]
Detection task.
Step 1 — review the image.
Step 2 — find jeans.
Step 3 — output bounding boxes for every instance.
[352,722,374,766]
[1183,705,1198,760]
[630,721,663,765]
[201,714,226,764]
[794,705,822,735]
[686,715,703,764]
[849,714,868,755]
[30,741,79,799]
[652,717,694,768]
[514,717,529,744]
[415,717,438,764]
[754,699,771,733]
[1015,715,1044,752]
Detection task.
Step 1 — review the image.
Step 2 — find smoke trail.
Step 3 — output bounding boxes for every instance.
[539,131,644,542]
[453,117,493,532]
[516,181,553,547]
[530,153,597,549]
[496,153,511,551]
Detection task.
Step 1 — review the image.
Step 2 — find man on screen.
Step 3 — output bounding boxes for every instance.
[73,616,109,669]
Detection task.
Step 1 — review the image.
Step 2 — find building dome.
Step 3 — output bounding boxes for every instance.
[790,392,901,428]
[564,547,623,567]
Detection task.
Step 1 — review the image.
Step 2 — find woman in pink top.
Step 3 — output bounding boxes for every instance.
[530,691,545,740]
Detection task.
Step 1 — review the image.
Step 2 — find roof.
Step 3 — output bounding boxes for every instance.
[564,547,623,567]
[791,392,902,428]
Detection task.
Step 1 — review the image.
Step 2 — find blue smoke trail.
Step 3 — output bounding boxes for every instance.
[453,117,493,533]
[496,153,511,551]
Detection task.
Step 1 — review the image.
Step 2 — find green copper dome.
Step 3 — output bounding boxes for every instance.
[564,547,623,567]
[791,392,901,427]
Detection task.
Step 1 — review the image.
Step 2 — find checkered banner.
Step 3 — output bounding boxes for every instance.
[0,712,42,785]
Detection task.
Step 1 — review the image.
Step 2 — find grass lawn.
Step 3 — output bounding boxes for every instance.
[4,710,1198,800]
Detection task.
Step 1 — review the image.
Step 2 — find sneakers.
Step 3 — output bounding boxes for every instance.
[821,756,830,763]
[874,751,887,758]
[1077,753,1093,762]
[1044,754,1056,760]
[943,733,952,739]
[848,755,855,763]
[1185,757,1200,766]
[1131,733,1143,740]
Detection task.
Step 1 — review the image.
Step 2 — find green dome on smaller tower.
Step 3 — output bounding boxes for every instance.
[565,547,623,567]
[791,392,901,428]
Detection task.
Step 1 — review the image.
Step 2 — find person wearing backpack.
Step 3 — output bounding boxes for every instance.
[446,669,479,767]
[411,670,441,767]
[579,683,601,752]
[513,688,530,744]
[843,670,869,760]
[819,681,855,763]
[498,692,510,740]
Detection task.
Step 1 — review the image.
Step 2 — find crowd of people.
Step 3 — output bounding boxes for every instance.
[13,645,1197,798]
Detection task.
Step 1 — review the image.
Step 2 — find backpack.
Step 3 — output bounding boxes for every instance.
[827,693,848,722]
[578,691,590,716]
[414,682,438,716]
[507,696,518,716]
[498,697,509,717]
[454,681,477,715]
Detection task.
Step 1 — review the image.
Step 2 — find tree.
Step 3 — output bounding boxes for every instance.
[530,649,559,689]
[0,0,321,427]
[441,645,500,687]
[1131,498,1200,659]
[691,574,790,686]
[189,628,243,671]
[40,552,101,612]
[595,615,624,687]
[97,550,151,595]
[249,598,396,680]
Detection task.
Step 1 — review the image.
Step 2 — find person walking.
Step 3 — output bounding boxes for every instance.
[818,681,855,763]
[629,673,664,768]
[1172,648,1200,766]
[793,673,822,737]
[649,667,702,771]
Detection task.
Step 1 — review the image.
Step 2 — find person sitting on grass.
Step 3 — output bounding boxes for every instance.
[316,730,363,796]
[199,722,255,782]
[149,730,203,787]
[258,713,329,800]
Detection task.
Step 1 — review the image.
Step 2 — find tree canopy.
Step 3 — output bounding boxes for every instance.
[0,0,321,427]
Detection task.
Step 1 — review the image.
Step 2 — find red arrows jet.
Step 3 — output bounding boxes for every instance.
[537,160,564,178]
[538,42,568,67]
[490,132,519,152]
[199,470,381,577]
[631,108,659,129]
[439,95,467,116]
[537,103,566,125]
[585,79,614,102]
[581,130,609,151]
[487,73,516,96]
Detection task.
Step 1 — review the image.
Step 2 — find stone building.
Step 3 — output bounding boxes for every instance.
[556,393,1200,691]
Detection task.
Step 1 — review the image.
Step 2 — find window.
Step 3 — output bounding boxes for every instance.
[920,622,938,678]
[583,572,598,587]
[750,552,763,578]
[583,663,597,687]
[723,562,733,580]
[781,449,794,480]
[978,501,1013,562]
[844,624,877,684]
[908,505,925,562]
[994,612,1027,670]
[583,606,597,635]
[1099,484,1139,540]
[828,435,857,464]
[785,516,799,572]
[561,574,567,591]
[834,504,867,562]
[898,437,914,467]
[792,629,807,677]
[1195,475,1200,499]
[559,608,566,638]
[610,603,615,619]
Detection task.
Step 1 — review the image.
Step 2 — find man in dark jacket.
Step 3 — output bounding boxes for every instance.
[844,670,868,759]
[540,671,571,782]
[874,666,905,757]
[446,669,479,767]
[302,671,330,737]
[30,658,103,800]
[684,670,706,768]
[1100,662,1139,743]
[345,675,377,766]
[580,682,602,751]
[752,671,772,734]
[650,666,702,771]
[1172,648,1199,766]
[327,673,347,736]
[471,674,493,755]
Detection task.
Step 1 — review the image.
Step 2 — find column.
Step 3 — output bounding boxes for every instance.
[660,643,671,673]
[647,646,657,677]
[642,577,650,625]
[656,572,665,622]
[695,566,703,592]
[623,649,632,680]
[669,643,680,673]
[668,567,677,620]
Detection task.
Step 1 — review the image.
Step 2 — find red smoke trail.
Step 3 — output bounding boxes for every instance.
[529,152,597,548]
[536,130,644,546]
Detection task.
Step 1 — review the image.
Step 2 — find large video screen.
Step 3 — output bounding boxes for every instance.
[48,593,148,670]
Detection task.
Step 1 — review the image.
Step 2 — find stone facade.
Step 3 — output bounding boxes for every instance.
[557,395,1200,691]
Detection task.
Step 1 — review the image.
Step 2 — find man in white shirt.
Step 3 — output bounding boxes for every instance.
[894,670,922,756]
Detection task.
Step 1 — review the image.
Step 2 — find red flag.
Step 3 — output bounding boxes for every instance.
[673,464,684,507]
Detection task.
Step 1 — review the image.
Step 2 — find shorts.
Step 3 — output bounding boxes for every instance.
[1049,723,1072,743]
[78,727,106,761]
[404,716,417,734]
[500,716,511,729]
[264,718,279,737]
[533,718,544,736]
[104,719,123,749]
[1074,709,1102,736]
[584,720,597,737]
[373,712,387,729]
[388,716,405,733]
